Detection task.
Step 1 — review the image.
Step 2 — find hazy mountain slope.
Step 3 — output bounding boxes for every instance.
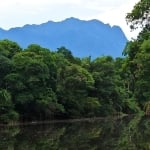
[0,17,128,58]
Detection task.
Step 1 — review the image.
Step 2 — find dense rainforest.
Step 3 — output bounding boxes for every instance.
[0,0,149,124]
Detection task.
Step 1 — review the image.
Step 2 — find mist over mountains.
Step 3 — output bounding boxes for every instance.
[0,17,128,58]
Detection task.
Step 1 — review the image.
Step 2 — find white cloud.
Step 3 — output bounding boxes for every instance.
[0,0,140,39]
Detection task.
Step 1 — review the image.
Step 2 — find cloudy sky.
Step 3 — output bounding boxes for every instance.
[0,0,140,39]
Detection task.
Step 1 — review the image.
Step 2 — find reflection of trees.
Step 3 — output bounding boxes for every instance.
[115,115,142,150]
[0,126,20,150]
[15,124,66,150]
[1,116,150,150]
[114,115,150,150]
[135,117,150,150]
[144,101,150,115]
[58,121,102,150]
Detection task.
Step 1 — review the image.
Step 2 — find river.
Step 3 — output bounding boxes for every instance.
[0,115,150,150]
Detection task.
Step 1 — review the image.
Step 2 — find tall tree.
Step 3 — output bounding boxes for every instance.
[124,0,150,110]
[0,39,22,58]
[0,89,19,123]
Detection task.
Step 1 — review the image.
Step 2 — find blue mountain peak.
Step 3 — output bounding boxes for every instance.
[0,18,127,58]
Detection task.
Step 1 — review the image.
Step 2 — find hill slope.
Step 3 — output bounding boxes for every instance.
[0,17,128,58]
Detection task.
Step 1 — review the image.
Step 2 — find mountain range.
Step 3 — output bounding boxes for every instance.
[0,17,128,58]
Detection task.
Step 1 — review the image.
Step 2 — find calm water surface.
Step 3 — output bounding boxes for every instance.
[0,116,150,150]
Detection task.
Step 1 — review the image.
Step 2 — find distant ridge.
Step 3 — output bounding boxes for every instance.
[0,17,128,58]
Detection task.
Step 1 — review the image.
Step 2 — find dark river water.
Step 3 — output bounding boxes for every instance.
[0,115,150,150]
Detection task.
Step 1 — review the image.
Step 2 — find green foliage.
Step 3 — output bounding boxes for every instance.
[0,110,19,123]
[0,89,19,123]
[83,97,101,117]
[134,39,150,104]
[0,22,149,123]
[126,0,150,29]
[0,55,13,88]
[123,38,150,106]
[90,56,123,115]
[124,98,141,113]
[0,89,12,108]
[0,39,22,58]
[57,46,81,65]
[124,0,150,113]
[56,63,96,118]
[144,101,150,115]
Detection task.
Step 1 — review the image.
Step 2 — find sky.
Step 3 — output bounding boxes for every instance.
[0,0,140,39]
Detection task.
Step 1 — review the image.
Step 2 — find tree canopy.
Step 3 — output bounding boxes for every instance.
[126,0,150,29]
[0,1,150,123]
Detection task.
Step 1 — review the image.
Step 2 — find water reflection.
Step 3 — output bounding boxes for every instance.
[0,116,150,150]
